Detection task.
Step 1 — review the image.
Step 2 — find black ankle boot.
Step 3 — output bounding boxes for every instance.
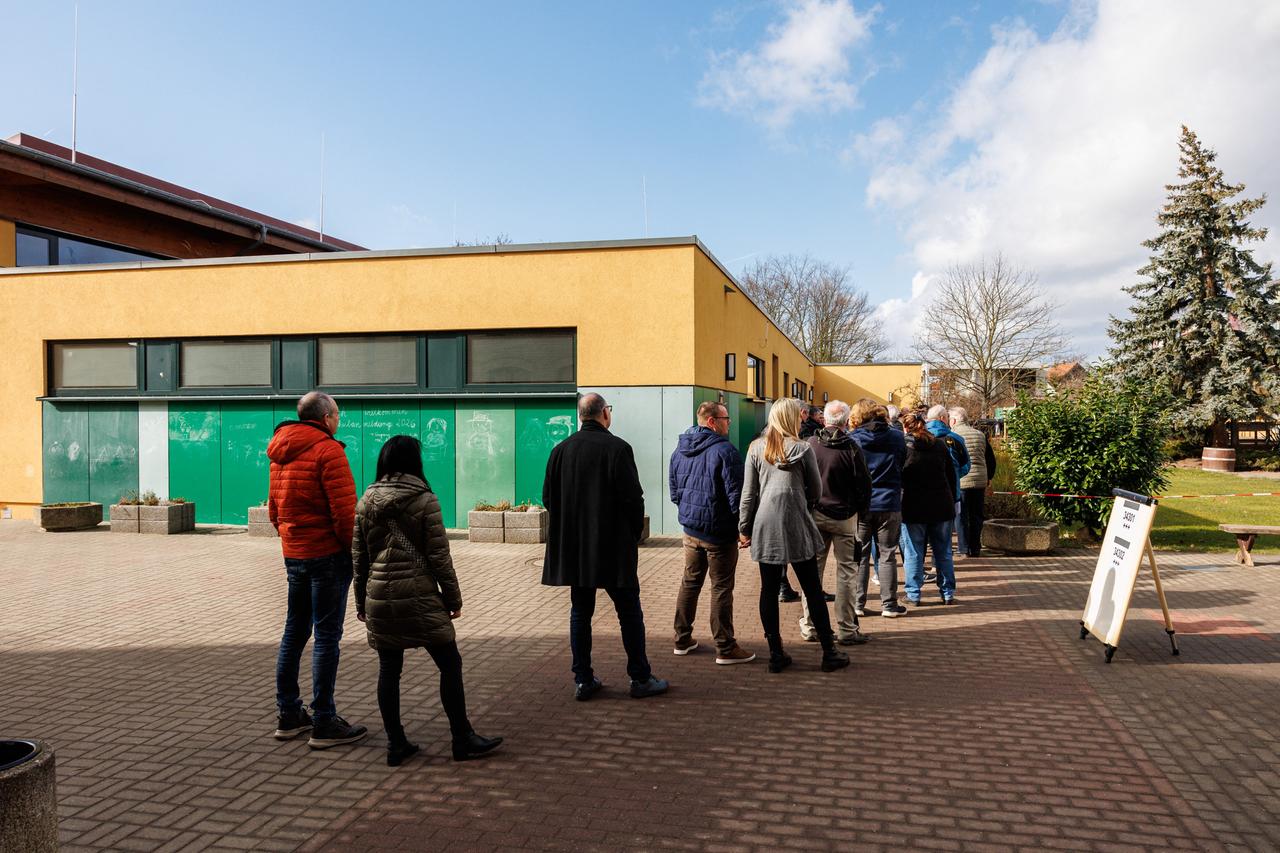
[452,731,504,761]
[387,739,420,767]
[765,633,792,673]
[819,634,850,672]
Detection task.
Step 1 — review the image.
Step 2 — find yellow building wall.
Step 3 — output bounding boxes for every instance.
[813,363,923,408]
[0,244,701,515]
[0,219,15,266]
[691,251,814,397]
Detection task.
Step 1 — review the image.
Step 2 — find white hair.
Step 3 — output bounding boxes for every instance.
[823,400,851,429]
[886,404,900,422]
[926,404,948,421]
[949,406,969,425]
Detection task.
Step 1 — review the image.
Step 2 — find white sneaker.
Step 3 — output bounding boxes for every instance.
[853,607,867,617]
[871,574,880,586]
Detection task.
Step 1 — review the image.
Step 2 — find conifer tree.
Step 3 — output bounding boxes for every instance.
[1109,126,1280,446]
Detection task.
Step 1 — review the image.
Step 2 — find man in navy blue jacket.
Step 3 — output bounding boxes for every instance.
[669,401,756,665]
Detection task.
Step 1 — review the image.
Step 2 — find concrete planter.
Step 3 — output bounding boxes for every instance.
[109,503,140,533]
[504,508,548,544]
[983,518,1059,554]
[0,739,57,852]
[35,502,102,532]
[247,505,278,538]
[467,510,505,543]
[109,503,196,535]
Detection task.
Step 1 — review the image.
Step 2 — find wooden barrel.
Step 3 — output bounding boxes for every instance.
[1202,447,1236,472]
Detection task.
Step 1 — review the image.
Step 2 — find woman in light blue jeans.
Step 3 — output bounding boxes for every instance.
[898,412,959,605]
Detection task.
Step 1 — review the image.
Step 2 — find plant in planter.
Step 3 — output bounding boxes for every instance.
[110,491,141,533]
[248,499,277,538]
[468,500,510,543]
[35,501,103,532]
[504,502,548,544]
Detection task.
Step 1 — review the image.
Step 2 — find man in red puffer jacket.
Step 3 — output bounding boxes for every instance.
[266,391,366,749]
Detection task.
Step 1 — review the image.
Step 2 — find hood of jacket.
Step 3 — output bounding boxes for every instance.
[773,438,811,470]
[926,419,951,436]
[814,427,855,449]
[360,474,429,521]
[677,425,730,457]
[853,419,895,448]
[267,420,342,465]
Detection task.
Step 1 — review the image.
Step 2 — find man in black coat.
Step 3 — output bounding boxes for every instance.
[542,393,669,701]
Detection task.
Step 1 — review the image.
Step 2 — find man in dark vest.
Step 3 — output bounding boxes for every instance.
[542,393,669,701]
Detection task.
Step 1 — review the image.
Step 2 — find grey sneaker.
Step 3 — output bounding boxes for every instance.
[630,676,670,698]
[882,603,908,618]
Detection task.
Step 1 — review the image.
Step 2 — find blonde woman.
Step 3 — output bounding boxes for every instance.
[739,398,850,673]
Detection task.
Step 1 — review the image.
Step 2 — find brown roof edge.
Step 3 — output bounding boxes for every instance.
[5,133,365,251]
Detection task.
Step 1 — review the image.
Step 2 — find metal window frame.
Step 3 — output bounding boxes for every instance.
[16,223,168,267]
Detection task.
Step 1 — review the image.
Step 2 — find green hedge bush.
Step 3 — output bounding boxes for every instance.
[1004,377,1170,536]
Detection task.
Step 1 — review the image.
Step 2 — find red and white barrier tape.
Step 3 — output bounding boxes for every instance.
[992,490,1280,500]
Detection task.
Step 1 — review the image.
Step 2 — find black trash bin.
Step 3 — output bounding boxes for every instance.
[0,739,58,852]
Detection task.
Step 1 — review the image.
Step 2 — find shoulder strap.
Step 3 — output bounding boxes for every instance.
[386,514,441,594]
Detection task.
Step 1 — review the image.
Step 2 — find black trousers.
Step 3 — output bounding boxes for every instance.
[960,487,986,557]
[758,557,833,638]
[377,642,472,744]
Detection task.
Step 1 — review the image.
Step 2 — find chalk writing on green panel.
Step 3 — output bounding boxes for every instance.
[331,400,364,493]
[420,401,456,527]
[43,402,90,504]
[515,401,575,507]
[169,404,221,523]
[88,403,139,507]
[455,403,514,524]
[221,403,275,525]
[362,405,422,496]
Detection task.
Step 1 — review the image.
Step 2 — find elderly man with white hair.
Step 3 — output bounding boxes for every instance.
[925,404,970,560]
[948,407,997,558]
[797,399,874,646]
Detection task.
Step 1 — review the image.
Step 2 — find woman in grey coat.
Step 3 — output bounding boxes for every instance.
[739,398,849,673]
[353,435,502,766]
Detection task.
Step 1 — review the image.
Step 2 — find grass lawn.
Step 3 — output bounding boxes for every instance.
[1150,468,1280,553]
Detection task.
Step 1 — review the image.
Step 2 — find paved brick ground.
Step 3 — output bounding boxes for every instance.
[2,520,1278,852]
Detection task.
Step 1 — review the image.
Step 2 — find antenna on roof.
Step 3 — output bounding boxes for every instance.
[71,3,79,164]
[642,176,649,237]
[318,132,326,243]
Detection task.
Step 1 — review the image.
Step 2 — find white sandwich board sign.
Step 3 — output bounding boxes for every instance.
[1080,489,1179,663]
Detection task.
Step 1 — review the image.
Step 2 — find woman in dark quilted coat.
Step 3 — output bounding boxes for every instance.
[353,435,502,767]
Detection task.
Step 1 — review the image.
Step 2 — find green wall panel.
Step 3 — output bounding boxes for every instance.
[331,400,364,495]
[420,401,457,527]
[87,403,139,507]
[515,400,575,507]
[362,405,422,496]
[42,402,90,504]
[169,403,221,523]
[455,402,514,522]
[220,403,275,524]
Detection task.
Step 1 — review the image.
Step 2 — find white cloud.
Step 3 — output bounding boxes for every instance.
[699,0,877,129]
[858,0,1280,355]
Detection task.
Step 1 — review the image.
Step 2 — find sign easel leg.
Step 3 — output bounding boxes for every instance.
[1144,539,1180,657]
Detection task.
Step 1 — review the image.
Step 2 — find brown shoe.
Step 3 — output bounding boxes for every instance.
[674,638,698,655]
[715,644,757,665]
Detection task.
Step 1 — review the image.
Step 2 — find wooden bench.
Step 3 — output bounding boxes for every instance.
[1219,524,1280,567]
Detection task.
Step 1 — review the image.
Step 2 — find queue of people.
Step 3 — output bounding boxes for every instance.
[263,388,989,766]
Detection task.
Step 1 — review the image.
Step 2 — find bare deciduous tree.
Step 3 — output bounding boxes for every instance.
[915,254,1065,417]
[739,254,886,363]
[455,232,513,247]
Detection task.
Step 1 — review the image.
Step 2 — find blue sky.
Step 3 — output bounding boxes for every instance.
[5,1,1278,355]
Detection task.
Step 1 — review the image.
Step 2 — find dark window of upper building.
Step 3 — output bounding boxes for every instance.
[317,336,418,387]
[16,225,164,267]
[466,331,575,385]
[180,340,273,388]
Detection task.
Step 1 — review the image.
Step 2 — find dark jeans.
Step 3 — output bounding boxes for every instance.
[377,643,472,743]
[857,511,902,607]
[570,586,652,685]
[674,534,739,653]
[758,558,833,639]
[959,487,986,557]
[276,551,352,722]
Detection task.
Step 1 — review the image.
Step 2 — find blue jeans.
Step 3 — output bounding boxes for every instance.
[276,551,352,722]
[901,521,956,601]
[569,586,652,686]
